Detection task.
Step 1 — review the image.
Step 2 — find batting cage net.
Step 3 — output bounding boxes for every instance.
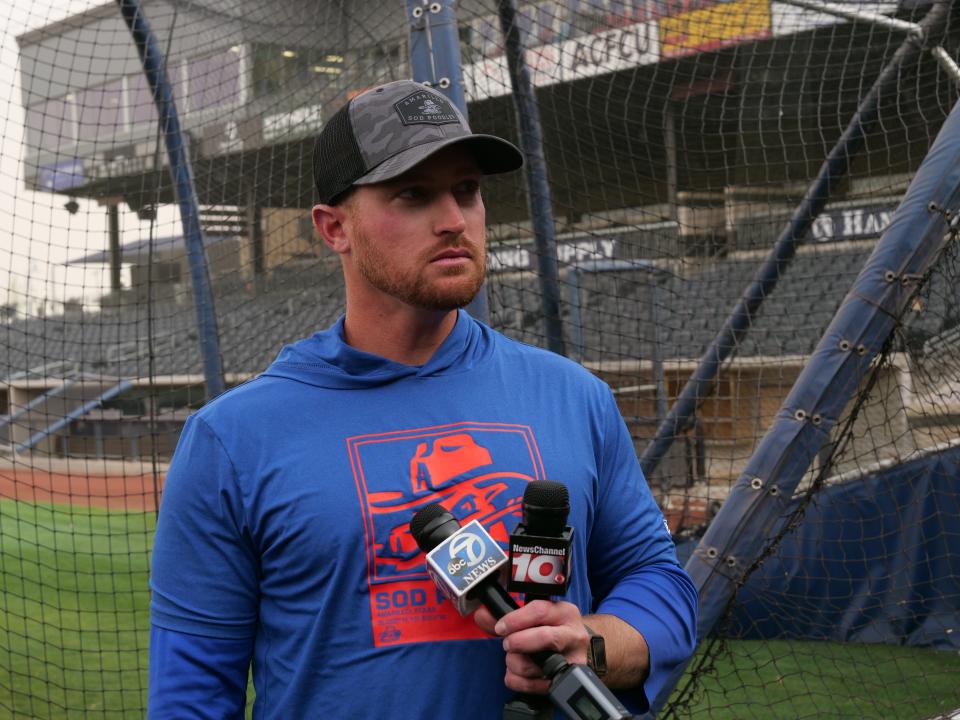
[1,0,959,717]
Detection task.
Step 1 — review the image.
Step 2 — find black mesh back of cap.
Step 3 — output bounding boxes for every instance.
[313,101,366,204]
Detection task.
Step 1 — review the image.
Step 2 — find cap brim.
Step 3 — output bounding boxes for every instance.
[353,134,524,186]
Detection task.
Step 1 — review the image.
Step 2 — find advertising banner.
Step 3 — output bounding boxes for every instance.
[660,0,772,58]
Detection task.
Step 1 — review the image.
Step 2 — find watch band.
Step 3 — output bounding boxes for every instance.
[583,624,608,678]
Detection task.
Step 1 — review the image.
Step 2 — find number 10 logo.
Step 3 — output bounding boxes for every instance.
[512,553,566,585]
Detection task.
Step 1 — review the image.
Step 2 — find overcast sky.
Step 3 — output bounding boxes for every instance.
[0,0,179,313]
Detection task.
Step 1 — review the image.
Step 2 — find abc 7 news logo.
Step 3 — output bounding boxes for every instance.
[446,530,486,576]
[512,550,566,586]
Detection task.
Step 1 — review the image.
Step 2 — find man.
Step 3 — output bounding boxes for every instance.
[148,79,697,719]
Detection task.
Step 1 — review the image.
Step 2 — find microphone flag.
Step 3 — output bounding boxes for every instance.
[423,519,509,615]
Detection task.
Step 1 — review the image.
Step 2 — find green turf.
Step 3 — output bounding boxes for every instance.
[0,499,154,718]
[2,498,959,719]
[667,638,960,719]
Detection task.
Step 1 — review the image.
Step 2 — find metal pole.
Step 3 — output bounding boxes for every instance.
[664,104,678,221]
[107,203,122,293]
[639,1,945,480]
[117,0,225,400]
[496,0,566,356]
[777,0,922,37]
[406,0,489,324]
[567,267,584,362]
[246,187,265,293]
[931,45,960,84]
[651,281,667,423]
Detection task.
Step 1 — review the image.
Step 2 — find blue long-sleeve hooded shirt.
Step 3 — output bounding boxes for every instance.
[149,310,697,719]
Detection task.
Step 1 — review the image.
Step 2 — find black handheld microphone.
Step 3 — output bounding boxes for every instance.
[504,481,575,720]
[410,504,535,622]
[410,504,633,720]
[508,480,574,600]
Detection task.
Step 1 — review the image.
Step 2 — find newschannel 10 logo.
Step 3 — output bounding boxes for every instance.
[511,543,567,585]
[508,535,572,595]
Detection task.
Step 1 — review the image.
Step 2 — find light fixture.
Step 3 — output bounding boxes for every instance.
[229,45,242,53]
[312,66,342,75]
[324,54,344,63]
[281,49,298,58]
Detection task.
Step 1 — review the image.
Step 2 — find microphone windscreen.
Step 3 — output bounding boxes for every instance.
[523,480,569,509]
[410,503,468,555]
[410,503,448,548]
[522,480,570,534]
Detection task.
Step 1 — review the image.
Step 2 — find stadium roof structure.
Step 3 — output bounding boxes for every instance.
[16,0,939,226]
[64,232,237,266]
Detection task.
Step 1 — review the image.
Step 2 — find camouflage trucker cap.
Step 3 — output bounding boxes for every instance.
[312,80,524,205]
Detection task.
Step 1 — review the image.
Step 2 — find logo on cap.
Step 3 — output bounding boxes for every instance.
[394,90,460,126]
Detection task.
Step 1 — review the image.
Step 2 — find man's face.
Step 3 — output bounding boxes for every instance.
[340,145,487,312]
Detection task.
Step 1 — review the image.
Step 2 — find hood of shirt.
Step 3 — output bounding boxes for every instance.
[259,310,495,389]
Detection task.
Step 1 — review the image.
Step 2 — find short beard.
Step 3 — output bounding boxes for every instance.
[351,223,486,312]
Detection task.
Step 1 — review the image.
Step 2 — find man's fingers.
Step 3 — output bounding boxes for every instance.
[505,676,551,695]
[486,599,591,694]
[502,623,590,664]
[493,600,580,635]
[504,648,550,694]
[505,651,545,679]
[502,625,569,656]
[473,606,497,636]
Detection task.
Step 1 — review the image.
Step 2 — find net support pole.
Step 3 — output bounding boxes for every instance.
[781,0,960,82]
[650,3,954,713]
[246,187,266,294]
[496,0,566,356]
[931,46,960,84]
[107,203,122,293]
[777,0,923,36]
[406,0,489,324]
[116,0,225,400]
[638,0,949,481]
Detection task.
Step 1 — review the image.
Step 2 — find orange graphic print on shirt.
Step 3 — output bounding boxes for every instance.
[347,422,544,646]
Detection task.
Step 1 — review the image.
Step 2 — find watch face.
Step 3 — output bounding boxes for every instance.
[588,633,607,677]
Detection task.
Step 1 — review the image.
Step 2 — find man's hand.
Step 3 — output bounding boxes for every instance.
[474,600,590,694]
[474,603,651,693]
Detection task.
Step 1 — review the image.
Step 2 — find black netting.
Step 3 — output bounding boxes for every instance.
[2,0,959,716]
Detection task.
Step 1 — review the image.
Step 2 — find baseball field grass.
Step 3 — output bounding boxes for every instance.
[0,499,153,718]
[673,638,960,719]
[1,498,958,719]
